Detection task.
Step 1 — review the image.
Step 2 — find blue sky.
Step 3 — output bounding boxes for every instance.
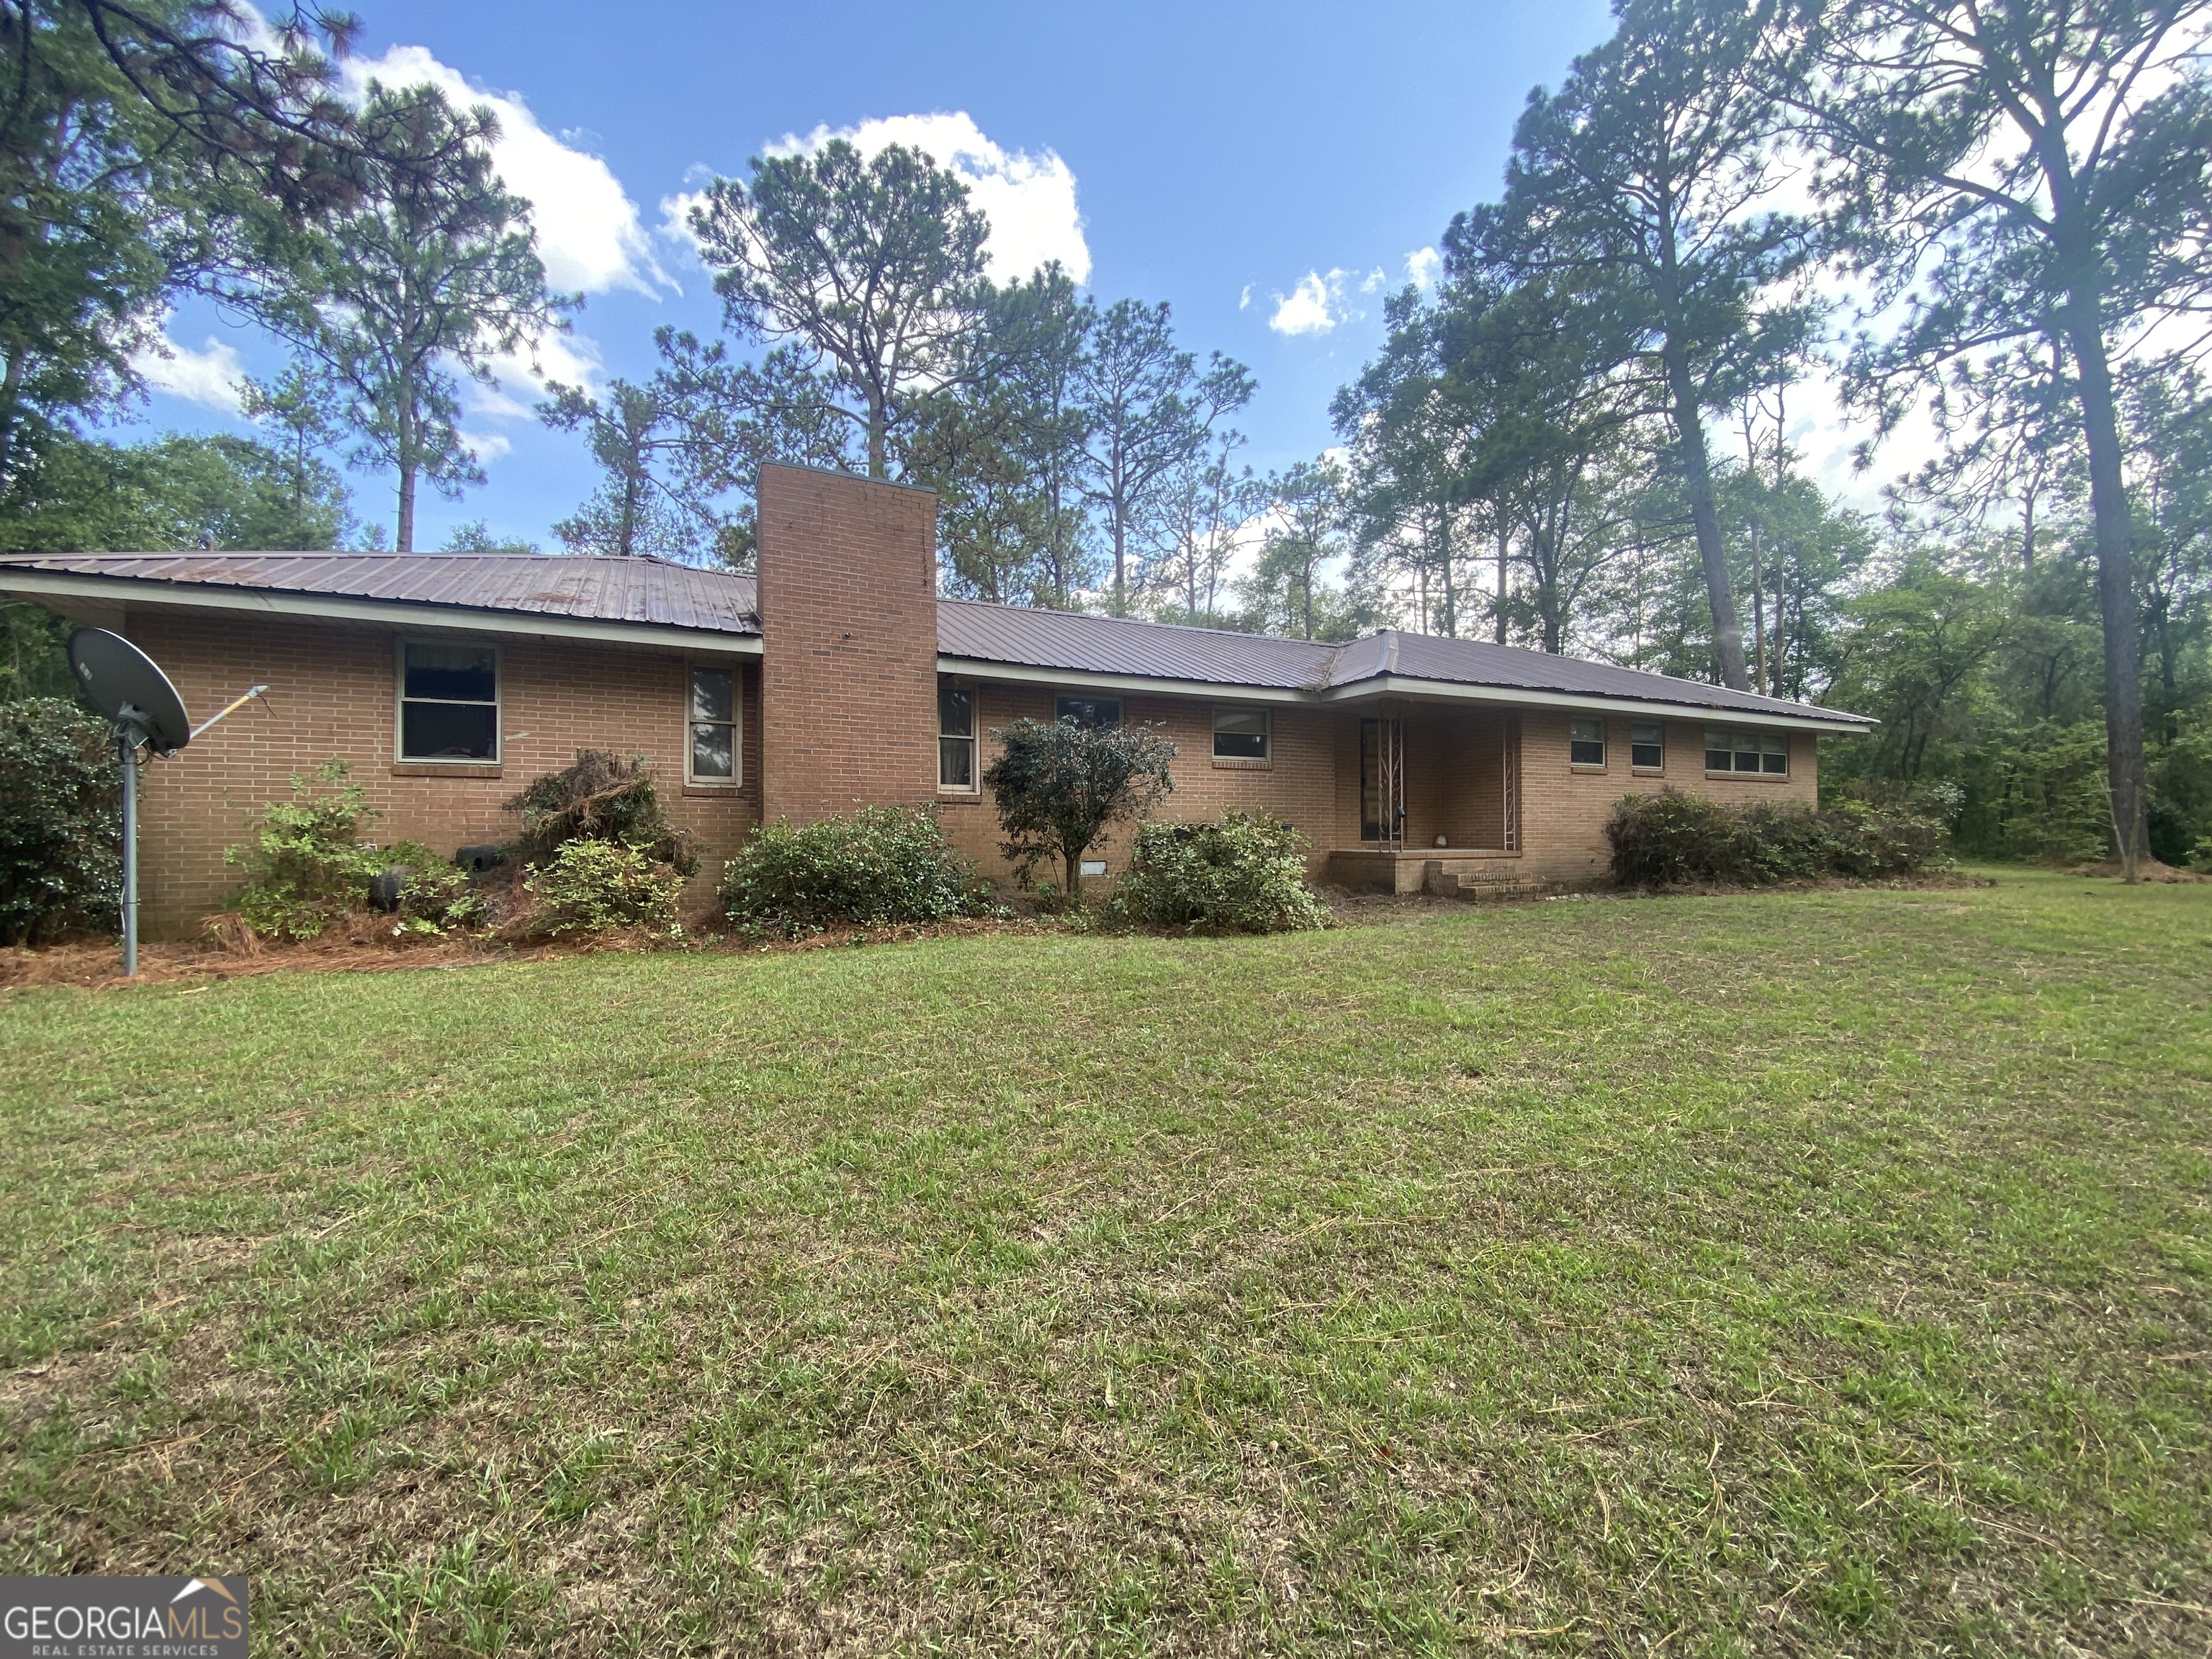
[131,0,1625,550]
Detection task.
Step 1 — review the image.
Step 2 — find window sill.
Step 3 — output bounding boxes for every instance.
[1705,770,1789,781]
[682,782,742,798]
[1210,756,1272,770]
[936,789,983,803]
[1569,763,1609,773]
[391,762,501,779]
[1632,766,1665,777]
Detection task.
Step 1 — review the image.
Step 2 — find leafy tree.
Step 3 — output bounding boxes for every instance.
[1789,0,2212,874]
[238,81,574,551]
[1827,548,2006,781]
[1244,459,1346,642]
[1076,298,1252,608]
[439,520,538,554]
[1140,432,1254,629]
[1478,0,1821,689]
[0,428,350,552]
[540,376,706,559]
[982,715,1177,905]
[0,695,119,943]
[240,361,346,536]
[689,138,992,480]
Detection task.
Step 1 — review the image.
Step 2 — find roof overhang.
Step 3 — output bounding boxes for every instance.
[938,655,1871,732]
[0,569,763,656]
[1317,673,1874,732]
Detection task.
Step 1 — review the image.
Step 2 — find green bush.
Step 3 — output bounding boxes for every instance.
[1606,788,1948,888]
[504,750,696,873]
[1119,812,1330,934]
[0,698,121,945]
[720,806,990,938]
[377,840,485,935]
[523,840,682,938]
[225,761,387,940]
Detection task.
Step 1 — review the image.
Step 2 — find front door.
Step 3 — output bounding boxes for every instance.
[1361,717,1406,843]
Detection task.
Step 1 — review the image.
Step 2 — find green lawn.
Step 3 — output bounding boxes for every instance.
[1,872,2208,1656]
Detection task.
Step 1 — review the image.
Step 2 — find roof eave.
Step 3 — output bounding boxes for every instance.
[1318,673,1875,730]
[0,569,764,655]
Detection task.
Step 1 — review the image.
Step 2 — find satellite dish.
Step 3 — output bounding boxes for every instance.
[68,628,192,755]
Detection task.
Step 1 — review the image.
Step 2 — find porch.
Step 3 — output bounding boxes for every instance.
[1321,706,1524,895]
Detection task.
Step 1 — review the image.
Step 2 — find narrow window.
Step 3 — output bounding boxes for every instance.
[1213,706,1269,760]
[1056,695,1121,729]
[688,665,737,783]
[399,641,498,760]
[939,685,976,790]
[1706,728,1733,773]
[1630,721,1663,771]
[1760,732,1789,775]
[1569,716,1606,767]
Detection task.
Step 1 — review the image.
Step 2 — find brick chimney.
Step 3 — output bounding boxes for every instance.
[755,463,940,825]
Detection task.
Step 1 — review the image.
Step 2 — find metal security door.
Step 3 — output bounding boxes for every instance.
[1361,717,1406,843]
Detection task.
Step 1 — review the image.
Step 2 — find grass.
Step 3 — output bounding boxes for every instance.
[1,868,2208,1656]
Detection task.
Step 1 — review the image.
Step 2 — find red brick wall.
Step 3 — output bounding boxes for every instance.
[757,464,939,824]
[113,608,759,936]
[1513,711,1819,885]
[935,685,1818,894]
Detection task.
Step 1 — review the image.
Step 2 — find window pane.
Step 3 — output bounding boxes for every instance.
[1569,716,1604,766]
[1761,734,1789,774]
[1056,696,1120,729]
[1630,720,1663,770]
[402,700,497,760]
[1706,729,1730,770]
[691,666,734,724]
[939,736,974,789]
[1213,706,1268,759]
[939,686,973,738]
[691,721,734,779]
[1735,735,1763,771]
[404,642,495,703]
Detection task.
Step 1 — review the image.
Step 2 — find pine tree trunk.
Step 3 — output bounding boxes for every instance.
[2063,289,2147,879]
[1663,346,1748,690]
[395,393,416,553]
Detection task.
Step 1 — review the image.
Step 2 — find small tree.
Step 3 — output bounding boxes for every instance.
[983,717,1176,905]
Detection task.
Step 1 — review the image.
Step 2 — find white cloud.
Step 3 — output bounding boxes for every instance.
[458,429,514,466]
[752,112,1090,284]
[341,44,670,298]
[130,320,246,413]
[1238,282,1253,311]
[1269,268,1382,336]
[1406,247,1442,292]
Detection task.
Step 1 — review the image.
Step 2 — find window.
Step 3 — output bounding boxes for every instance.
[1056,695,1121,729]
[1569,716,1606,767]
[1706,728,1789,776]
[688,664,737,783]
[1630,721,1664,771]
[939,685,976,791]
[1213,705,1269,760]
[399,641,498,760]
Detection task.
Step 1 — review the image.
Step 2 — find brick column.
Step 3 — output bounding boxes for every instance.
[756,463,940,825]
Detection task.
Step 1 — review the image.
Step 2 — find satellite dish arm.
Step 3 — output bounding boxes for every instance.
[190,685,269,740]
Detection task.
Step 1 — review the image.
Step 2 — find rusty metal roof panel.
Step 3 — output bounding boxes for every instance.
[0,551,762,634]
[938,601,1339,688]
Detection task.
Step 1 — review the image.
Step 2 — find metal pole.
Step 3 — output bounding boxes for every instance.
[120,728,138,978]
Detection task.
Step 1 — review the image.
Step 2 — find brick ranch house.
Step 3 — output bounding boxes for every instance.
[1,464,1872,936]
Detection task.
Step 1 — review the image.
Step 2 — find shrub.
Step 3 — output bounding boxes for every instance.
[720,806,990,938]
[0,698,121,945]
[523,840,682,938]
[225,761,387,940]
[1120,813,1330,934]
[982,716,1177,905]
[1606,788,1949,888]
[504,750,696,873]
[376,840,485,934]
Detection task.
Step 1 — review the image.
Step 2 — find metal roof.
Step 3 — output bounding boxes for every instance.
[0,551,762,635]
[1,551,1869,725]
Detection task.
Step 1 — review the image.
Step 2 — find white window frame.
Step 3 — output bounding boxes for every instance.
[1705,727,1791,778]
[685,660,741,788]
[395,637,501,765]
[1212,704,1271,763]
[1629,720,1665,773]
[1568,715,1607,769]
[938,683,979,793]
